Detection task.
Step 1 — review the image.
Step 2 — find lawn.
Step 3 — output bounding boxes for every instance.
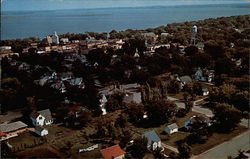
[160,132,189,147]
[15,144,65,158]
[191,125,248,155]
[8,131,44,151]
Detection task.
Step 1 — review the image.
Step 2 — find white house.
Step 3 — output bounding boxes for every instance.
[202,88,209,96]
[35,127,48,136]
[164,123,178,134]
[143,130,161,151]
[30,109,53,126]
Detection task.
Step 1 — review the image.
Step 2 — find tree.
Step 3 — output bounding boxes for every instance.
[79,110,92,127]
[185,101,194,113]
[130,136,148,159]
[146,100,177,126]
[178,142,192,159]
[105,91,125,112]
[126,103,145,126]
[119,129,132,148]
[231,91,249,112]
[213,103,241,132]
[115,113,128,128]
[215,58,236,75]
[208,84,237,104]
[184,45,198,56]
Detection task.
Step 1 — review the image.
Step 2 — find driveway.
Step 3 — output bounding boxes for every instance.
[167,96,213,117]
[191,130,250,159]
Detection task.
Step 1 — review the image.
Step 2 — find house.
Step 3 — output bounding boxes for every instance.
[161,33,171,37]
[18,62,30,71]
[50,81,66,93]
[60,38,69,43]
[143,130,161,150]
[30,109,53,126]
[179,75,192,88]
[184,115,211,130]
[123,92,142,104]
[164,123,178,134]
[66,77,85,89]
[194,68,214,83]
[202,88,209,96]
[196,42,204,50]
[35,127,48,136]
[100,144,125,159]
[0,121,27,141]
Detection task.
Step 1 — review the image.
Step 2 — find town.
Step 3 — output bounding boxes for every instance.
[0,15,249,159]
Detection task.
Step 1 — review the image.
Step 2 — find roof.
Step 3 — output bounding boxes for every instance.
[0,121,27,133]
[143,130,161,143]
[165,123,178,130]
[0,132,7,136]
[202,88,209,92]
[180,76,192,83]
[142,32,156,37]
[37,109,52,121]
[100,145,125,159]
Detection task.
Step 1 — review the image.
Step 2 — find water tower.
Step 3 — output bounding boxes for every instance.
[191,25,197,45]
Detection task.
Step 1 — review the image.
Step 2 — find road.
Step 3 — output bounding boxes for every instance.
[191,130,250,159]
[168,96,250,159]
[167,96,213,117]
[161,143,179,153]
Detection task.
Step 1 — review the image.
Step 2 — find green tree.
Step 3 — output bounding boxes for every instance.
[130,136,148,159]
[213,103,241,131]
[178,142,192,159]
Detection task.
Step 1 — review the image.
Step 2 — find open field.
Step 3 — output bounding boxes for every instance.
[15,144,65,158]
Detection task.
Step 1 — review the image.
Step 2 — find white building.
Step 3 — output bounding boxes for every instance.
[35,127,48,136]
[30,109,53,126]
[164,123,178,134]
[143,130,161,151]
[51,31,59,44]
[60,38,69,43]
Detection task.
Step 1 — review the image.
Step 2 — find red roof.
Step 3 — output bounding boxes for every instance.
[0,132,7,137]
[100,145,125,159]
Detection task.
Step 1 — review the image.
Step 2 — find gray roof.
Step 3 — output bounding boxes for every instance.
[143,130,161,143]
[180,76,192,83]
[202,88,209,92]
[142,32,156,37]
[165,123,178,130]
[37,109,52,121]
[0,121,27,133]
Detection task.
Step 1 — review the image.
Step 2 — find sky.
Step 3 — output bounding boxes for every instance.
[1,0,249,11]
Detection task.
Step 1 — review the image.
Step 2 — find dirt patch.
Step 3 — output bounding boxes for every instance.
[15,144,66,158]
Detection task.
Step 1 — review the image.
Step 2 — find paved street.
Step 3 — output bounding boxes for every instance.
[191,130,250,159]
[167,96,214,117]
[168,96,250,159]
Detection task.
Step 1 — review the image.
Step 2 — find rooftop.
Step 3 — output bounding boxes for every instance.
[0,121,27,133]
[143,130,161,143]
[100,144,125,159]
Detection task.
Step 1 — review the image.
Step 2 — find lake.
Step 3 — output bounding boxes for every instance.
[1,3,249,40]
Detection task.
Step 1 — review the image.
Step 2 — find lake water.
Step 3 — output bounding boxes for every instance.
[1,3,249,40]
